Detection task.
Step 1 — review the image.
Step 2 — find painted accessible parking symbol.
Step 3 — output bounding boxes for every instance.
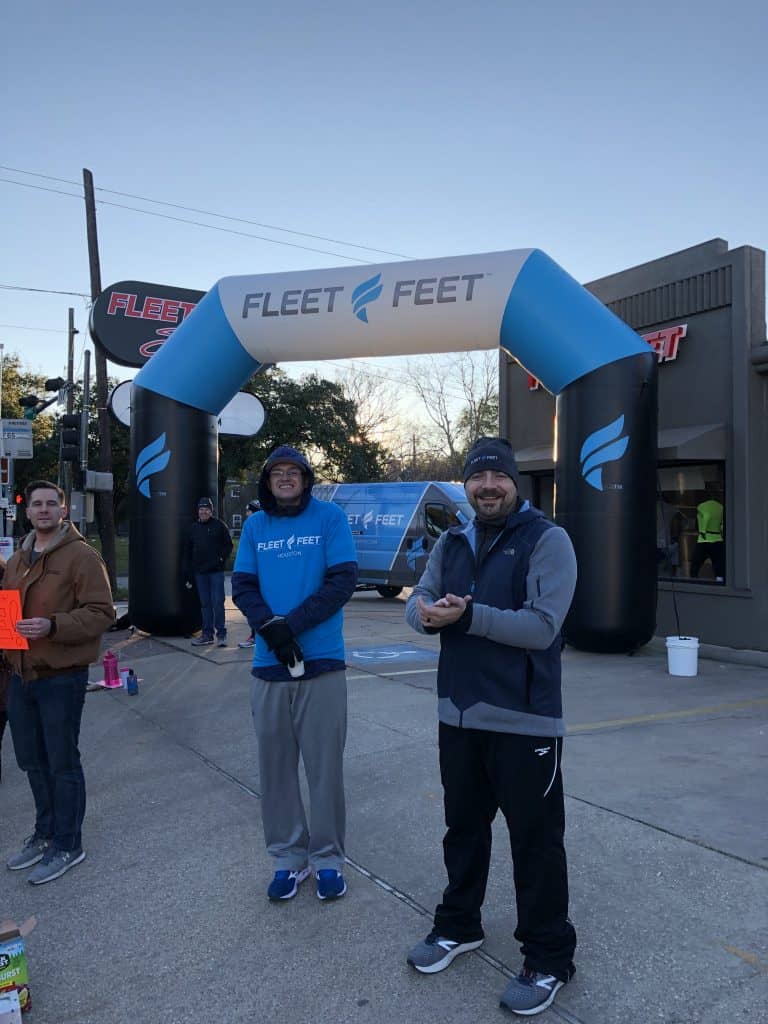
[347,644,438,667]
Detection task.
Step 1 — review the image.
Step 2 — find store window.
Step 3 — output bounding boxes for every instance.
[656,463,725,584]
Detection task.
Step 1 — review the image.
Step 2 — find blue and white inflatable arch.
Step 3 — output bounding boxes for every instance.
[131,249,657,652]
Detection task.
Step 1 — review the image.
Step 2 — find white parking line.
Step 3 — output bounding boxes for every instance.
[347,667,437,680]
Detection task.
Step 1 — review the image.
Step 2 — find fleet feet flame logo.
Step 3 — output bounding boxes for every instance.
[136,432,171,498]
[580,415,628,491]
[351,273,383,323]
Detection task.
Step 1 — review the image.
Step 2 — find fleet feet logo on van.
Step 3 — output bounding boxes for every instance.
[580,415,628,491]
[136,432,171,498]
[351,273,383,323]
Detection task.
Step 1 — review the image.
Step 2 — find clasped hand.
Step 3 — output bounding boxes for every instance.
[417,593,472,629]
[258,616,304,669]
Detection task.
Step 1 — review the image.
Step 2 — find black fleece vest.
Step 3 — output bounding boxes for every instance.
[438,512,563,724]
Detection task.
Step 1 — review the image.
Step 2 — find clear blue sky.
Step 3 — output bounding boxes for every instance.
[2,0,766,386]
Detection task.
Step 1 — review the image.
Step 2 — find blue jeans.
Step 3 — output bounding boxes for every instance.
[195,571,226,639]
[8,670,88,852]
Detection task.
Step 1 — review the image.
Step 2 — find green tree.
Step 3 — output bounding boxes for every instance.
[219,368,389,490]
[0,353,60,499]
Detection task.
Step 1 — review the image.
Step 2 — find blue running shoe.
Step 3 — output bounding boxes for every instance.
[316,869,347,900]
[267,866,311,901]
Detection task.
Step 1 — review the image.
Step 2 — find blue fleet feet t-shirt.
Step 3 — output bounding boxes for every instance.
[234,496,356,670]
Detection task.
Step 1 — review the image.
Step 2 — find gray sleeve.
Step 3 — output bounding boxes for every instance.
[404,532,448,634]
[467,526,577,650]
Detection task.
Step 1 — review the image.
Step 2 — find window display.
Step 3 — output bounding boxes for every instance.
[656,463,725,583]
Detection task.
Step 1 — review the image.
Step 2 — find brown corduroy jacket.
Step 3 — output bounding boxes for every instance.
[3,523,115,682]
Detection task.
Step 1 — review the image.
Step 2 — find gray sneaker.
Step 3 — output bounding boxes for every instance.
[27,847,86,885]
[406,929,483,973]
[7,834,50,871]
[499,965,572,1016]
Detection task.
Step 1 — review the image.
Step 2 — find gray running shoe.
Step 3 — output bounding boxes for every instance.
[7,834,50,871]
[407,929,483,973]
[27,847,86,885]
[191,636,214,647]
[499,965,572,1016]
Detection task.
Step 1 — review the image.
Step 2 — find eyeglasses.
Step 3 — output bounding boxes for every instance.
[269,468,302,480]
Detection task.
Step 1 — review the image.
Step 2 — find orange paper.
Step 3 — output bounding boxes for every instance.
[0,591,29,650]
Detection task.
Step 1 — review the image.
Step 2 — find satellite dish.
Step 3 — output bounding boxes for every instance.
[108,380,132,427]
[217,391,266,437]
[108,382,266,438]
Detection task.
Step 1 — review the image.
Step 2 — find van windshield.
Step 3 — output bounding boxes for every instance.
[426,502,474,537]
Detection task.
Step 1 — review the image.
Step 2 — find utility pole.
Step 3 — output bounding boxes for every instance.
[80,350,91,537]
[83,168,117,589]
[59,307,78,502]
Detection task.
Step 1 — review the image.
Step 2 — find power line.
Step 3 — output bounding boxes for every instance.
[1,177,378,264]
[319,358,470,404]
[0,283,91,297]
[0,322,64,333]
[0,165,416,261]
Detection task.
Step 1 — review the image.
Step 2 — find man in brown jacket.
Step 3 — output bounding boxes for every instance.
[4,481,114,885]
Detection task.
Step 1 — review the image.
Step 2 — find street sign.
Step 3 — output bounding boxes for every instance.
[1,419,33,458]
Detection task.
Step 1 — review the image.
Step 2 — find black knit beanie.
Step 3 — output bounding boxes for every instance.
[463,437,519,484]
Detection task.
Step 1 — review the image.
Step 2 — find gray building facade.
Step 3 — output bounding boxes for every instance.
[500,238,768,651]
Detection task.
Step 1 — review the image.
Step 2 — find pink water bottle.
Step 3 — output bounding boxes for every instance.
[103,650,121,688]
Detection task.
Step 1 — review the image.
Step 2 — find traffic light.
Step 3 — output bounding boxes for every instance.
[20,395,39,421]
[0,457,8,485]
[15,493,23,505]
[61,413,84,463]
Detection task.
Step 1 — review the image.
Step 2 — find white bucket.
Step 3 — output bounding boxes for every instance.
[665,636,699,677]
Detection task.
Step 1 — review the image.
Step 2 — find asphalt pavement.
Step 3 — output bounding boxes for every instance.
[1,591,766,1024]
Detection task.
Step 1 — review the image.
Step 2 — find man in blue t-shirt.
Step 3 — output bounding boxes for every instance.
[232,446,357,903]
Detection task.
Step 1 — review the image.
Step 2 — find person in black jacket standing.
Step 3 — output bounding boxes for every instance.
[184,497,233,647]
[404,437,578,1017]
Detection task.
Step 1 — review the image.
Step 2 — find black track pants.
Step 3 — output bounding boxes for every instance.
[434,722,576,981]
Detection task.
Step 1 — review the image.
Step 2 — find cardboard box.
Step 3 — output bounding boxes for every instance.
[0,919,35,1015]
[0,990,21,1024]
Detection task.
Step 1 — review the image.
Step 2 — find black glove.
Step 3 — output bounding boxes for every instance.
[258,616,304,670]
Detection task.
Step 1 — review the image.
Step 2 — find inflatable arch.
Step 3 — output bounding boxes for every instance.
[130,249,657,652]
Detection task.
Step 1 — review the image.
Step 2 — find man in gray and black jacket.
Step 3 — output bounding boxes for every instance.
[405,437,578,1018]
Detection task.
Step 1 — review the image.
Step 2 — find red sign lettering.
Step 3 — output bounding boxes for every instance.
[526,324,689,391]
[106,292,197,325]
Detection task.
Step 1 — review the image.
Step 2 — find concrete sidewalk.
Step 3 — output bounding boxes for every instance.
[1,592,766,1024]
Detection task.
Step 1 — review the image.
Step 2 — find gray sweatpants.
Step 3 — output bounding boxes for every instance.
[250,669,347,872]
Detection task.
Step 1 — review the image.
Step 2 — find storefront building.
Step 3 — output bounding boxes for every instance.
[500,238,768,651]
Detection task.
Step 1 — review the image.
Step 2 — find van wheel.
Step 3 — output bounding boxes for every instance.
[376,586,402,599]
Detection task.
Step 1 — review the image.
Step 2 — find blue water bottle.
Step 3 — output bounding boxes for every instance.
[126,669,139,696]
